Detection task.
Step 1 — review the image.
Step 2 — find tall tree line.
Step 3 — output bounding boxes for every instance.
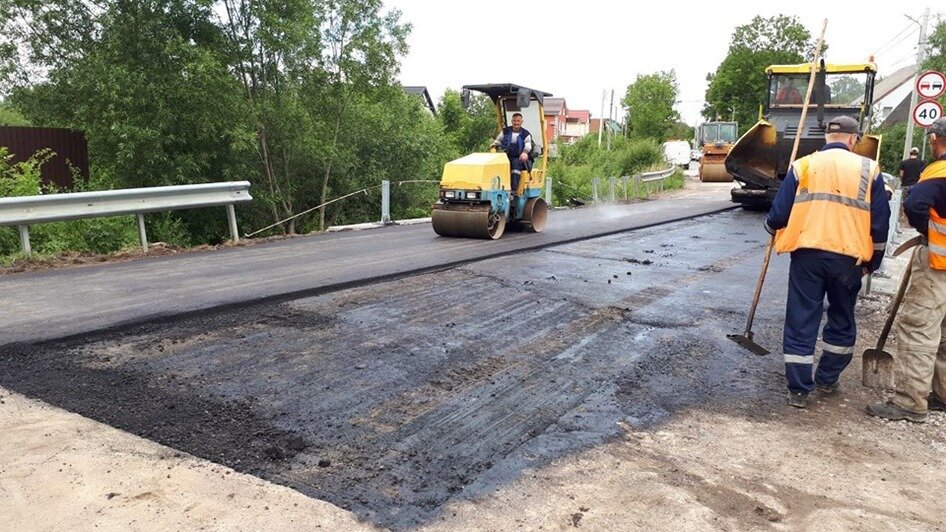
[0,0,462,241]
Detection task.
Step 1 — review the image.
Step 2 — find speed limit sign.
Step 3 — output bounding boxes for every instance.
[914,100,944,127]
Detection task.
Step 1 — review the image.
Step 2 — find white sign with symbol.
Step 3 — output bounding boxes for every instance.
[914,100,944,127]
[916,71,946,99]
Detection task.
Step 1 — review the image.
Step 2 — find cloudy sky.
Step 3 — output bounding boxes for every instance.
[384,1,940,125]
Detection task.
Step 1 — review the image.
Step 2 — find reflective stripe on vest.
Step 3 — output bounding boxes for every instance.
[917,160,946,270]
[774,149,877,262]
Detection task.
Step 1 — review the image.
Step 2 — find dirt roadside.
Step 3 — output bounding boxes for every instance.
[0,391,374,531]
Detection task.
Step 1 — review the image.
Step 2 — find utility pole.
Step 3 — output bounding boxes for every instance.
[606,89,615,150]
[903,7,930,161]
[598,89,606,147]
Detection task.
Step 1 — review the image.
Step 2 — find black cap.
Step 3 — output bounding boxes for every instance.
[928,117,946,137]
[826,115,860,134]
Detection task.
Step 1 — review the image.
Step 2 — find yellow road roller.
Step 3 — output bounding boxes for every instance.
[432,83,550,239]
[697,121,738,182]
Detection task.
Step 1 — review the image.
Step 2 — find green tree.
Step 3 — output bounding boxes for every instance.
[623,71,680,140]
[4,0,252,242]
[437,88,496,156]
[703,15,814,132]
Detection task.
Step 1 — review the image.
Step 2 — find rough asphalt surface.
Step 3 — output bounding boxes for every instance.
[0,194,731,344]
[0,209,796,529]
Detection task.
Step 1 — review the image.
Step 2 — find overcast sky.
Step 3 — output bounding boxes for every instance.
[384,1,941,126]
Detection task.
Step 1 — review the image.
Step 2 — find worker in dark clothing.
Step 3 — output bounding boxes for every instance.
[867,117,946,422]
[491,112,533,198]
[899,146,926,195]
[765,115,890,408]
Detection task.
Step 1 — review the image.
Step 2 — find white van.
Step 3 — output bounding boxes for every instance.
[663,140,691,168]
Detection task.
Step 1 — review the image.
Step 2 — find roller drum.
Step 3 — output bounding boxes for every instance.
[431,203,506,239]
[699,161,733,182]
[521,197,548,233]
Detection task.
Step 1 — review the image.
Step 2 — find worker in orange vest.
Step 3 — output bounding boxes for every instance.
[868,117,946,422]
[764,115,890,408]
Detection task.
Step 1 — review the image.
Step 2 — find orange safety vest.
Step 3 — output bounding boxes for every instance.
[774,149,878,262]
[917,160,946,270]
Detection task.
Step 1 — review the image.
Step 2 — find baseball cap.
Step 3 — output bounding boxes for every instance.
[928,117,946,137]
[826,115,860,134]
[910,146,919,154]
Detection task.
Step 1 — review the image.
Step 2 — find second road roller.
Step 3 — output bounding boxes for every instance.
[432,83,550,239]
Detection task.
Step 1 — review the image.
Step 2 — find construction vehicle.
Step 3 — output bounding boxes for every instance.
[431,84,550,239]
[697,121,738,182]
[726,60,881,209]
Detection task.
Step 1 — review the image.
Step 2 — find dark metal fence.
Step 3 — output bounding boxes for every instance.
[0,126,89,189]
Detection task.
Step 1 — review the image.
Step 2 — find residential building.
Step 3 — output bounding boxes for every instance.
[562,110,590,144]
[543,97,567,142]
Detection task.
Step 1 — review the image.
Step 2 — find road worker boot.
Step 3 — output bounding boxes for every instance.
[865,401,927,423]
[816,381,840,395]
[928,394,946,412]
[787,391,808,409]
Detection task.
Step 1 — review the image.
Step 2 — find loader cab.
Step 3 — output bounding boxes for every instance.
[760,62,878,180]
[726,61,879,210]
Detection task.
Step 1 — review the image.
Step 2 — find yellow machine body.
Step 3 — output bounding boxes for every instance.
[440,153,510,191]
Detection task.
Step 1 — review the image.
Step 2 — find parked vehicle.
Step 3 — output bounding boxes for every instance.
[663,140,691,168]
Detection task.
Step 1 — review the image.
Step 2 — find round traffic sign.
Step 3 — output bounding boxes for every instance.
[916,71,946,99]
[914,100,944,127]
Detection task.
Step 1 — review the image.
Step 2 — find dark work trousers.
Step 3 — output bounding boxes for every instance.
[509,157,523,192]
[509,157,532,193]
[783,250,862,393]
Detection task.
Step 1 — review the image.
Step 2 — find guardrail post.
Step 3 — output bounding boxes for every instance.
[135,213,148,252]
[545,176,552,206]
[592,177,600,204]
[636,174,645,198]
[609,176,616,202]
[622,175,628,202]
[381,179,391,224]
[226,204,240,244]
[18,225,30,257]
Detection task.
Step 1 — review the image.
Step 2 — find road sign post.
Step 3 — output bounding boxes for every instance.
[912,71,946,129]
[913,100,944,128]
[917,71,946,100]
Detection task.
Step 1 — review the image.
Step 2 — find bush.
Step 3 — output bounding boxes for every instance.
[1,153,146,259]
[549,135,667,205]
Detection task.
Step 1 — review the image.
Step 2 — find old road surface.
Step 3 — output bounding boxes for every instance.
[2,181,824,529]
[1,190,731,344]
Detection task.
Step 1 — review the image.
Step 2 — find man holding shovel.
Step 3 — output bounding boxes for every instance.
[765,115,890,408]
[868,117,946,422]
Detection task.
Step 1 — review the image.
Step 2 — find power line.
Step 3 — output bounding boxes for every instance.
[872,22,918,58]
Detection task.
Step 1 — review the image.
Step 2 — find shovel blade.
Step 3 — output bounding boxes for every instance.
[728,333,770,356]
[862,348,895,389]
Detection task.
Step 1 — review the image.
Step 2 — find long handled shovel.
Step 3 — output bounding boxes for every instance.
[728,236,775,356]
[728,19,828,355]
[862,241,919,388]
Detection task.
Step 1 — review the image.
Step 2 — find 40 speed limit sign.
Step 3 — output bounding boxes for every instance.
[914,100,944,127]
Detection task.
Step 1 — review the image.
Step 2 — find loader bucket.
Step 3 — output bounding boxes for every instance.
[725,121,779,188]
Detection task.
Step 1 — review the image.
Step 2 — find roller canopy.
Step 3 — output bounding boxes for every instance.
[462,84,553,105]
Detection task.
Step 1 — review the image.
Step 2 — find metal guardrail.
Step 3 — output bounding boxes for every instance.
[0,181,252,256]
[591,166,676,203]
